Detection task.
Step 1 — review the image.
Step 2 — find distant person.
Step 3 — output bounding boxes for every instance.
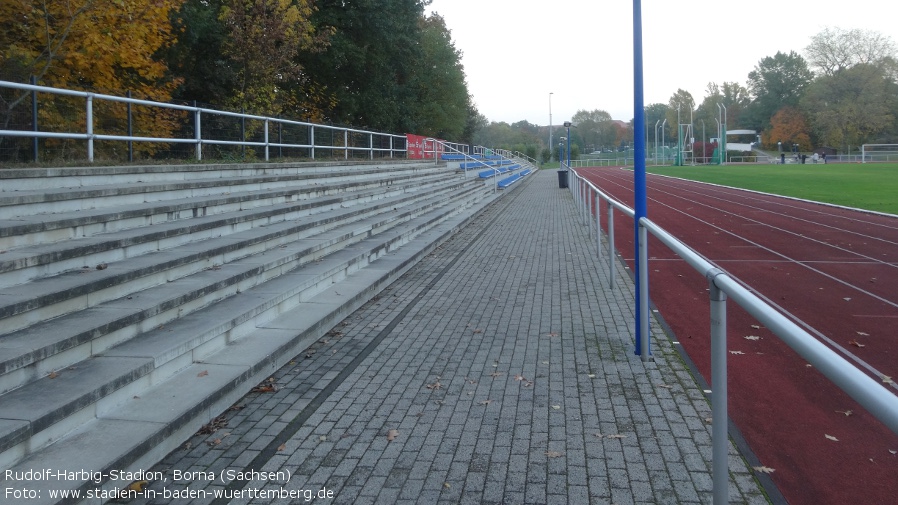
[780,153,785,164]
[822,152,827,164]
[812,152,819,164]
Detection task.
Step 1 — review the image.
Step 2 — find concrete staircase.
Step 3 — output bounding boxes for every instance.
[0,159,514,502]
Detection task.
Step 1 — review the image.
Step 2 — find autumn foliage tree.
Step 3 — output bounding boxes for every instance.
[762,106,812,151]
[218,0,329,117]
[0,0,184,157]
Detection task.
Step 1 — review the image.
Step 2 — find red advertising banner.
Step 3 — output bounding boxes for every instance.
[406,134,445,159]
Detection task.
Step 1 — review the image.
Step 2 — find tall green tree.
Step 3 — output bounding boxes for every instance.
[168,0,232,105]
[409,13,472,140]
[744,51,814,130]
[800,63,898,150]
[218,0,327,116]
[298,0,429,132]
[572,109,614,152]
[806,27,897,77]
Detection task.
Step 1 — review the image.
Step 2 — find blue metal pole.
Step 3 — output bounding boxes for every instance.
[633,0,650,357]
[566,126,571,167]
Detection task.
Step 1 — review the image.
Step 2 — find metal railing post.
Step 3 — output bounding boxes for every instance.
[708,270,729,505]
[345,130,349,159]
[194,107,202,161]
[86,94,94,162]
[607,200,615,289]
[637,220,651,360]
[369,133,374,160]
[596,191,602,268]
[264,119,270,161]
[126,91,133,162]
[310,126,315,159]
[30,76,38,162]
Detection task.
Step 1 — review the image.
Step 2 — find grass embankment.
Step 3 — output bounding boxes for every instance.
[647,163,898,215]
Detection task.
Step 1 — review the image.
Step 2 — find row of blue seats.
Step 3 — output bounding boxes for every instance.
[463,159,514,170]
[442,154,504,161]
[478,164,520,179]
[498,169,531,189]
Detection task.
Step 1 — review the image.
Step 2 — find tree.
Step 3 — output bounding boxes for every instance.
[0,0,184,157]
[800,63,898,151]
[218,0,327,116]
[806,27,898,77]
[572,109,613,152]
[167,0,234,106]
[762,106,811,151]
[408,13,472,140]
[744,51,814,131]
[298,0,429,132]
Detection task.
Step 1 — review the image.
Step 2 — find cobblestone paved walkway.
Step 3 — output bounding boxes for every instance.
[133,170,769,504]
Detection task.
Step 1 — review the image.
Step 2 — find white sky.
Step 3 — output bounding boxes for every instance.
[426,0,898,126]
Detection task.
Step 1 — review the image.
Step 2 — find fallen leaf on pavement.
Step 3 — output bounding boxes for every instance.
[197,370,208,377]
[387,429,399,442]
[825,434,839,442]
[545,451,564,458]
[753,466,775,474]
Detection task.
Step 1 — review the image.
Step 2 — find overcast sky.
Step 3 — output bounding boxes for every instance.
[425,0,898,126]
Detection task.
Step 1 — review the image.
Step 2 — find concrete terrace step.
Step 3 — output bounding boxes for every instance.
[0,205,491,502]
[0,160,429,194]
[0,160,504,495]
[0,196,484,465]
[0,170,461,287]
[0,161,442,246]
[0,177,489,385]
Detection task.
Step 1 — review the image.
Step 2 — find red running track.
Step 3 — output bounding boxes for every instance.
[579,166,898,505]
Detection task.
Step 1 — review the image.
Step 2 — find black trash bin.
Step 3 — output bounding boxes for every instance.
[557,170,569,188]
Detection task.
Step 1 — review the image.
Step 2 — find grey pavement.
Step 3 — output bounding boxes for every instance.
[131,170,770,504]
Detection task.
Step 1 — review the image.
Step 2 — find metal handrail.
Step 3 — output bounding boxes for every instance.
[566,167,898,504]
[427,139,536,194]
[0,80,407,162]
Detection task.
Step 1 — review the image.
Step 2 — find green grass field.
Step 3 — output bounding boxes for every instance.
[645,163,898,214]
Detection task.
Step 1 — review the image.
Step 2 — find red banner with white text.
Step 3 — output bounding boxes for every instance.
[406,134,445,159]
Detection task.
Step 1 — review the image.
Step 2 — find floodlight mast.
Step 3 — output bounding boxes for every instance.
[549,92,554,162]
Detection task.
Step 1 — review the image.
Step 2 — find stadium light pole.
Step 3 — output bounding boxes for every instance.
[549,92,554,162]
[661,118,667,162]
[632,0,650,360]
[700,119,705,163]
